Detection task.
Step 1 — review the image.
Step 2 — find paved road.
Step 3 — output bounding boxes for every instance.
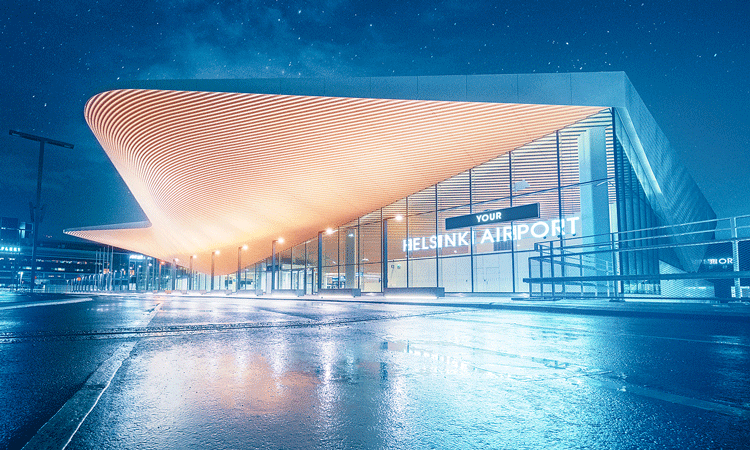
[1,293,748,449]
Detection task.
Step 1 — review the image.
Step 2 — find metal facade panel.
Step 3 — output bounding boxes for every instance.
[417,76,467,102]
[466,74,519,103]
[518,73,572,105]
[279,78,327,96]
[570,72,626,107]
[324,77,371,98]
[370,76,419,100]
[615,75,716,271]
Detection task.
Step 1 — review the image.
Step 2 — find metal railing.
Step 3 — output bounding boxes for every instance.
[525,215,750,301]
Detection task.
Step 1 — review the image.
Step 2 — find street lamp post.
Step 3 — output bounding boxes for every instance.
[9,130,74,292]
[237,244,248,292]
[211,250,220,291]
[271,238,284,291]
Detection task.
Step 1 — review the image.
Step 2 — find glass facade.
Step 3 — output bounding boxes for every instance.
[245,109,627,295]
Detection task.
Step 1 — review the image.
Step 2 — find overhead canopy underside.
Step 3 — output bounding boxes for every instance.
[66,87,603,275]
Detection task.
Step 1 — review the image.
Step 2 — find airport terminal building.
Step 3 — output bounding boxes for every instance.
[67,72,727,299]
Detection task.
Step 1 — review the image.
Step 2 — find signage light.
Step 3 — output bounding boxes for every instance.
[446,203,540,230]
[404,216,580,253]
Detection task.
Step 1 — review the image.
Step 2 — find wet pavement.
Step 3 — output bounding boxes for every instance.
[1,292,749,449]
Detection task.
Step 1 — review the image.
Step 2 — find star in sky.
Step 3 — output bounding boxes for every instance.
[1,0,748,239]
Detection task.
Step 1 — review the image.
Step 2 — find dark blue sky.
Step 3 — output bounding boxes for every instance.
[2,0,748,240]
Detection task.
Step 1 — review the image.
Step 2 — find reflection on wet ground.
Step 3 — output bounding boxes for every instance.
[1,294,748,449]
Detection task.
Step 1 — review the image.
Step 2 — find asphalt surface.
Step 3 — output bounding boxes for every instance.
[1,292,749,449]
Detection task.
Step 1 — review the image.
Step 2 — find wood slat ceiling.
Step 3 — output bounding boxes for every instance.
[67,88,603,275]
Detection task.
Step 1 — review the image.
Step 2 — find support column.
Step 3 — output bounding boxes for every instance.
[382,219,388,291]
[271,242,277,290]
[211,253,215,291]
[345,229,356,289]
[317,231,323,292]
[732,217,741,298]
[578,127,610,294]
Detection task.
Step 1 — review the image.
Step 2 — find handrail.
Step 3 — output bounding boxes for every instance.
[526,214,749,300]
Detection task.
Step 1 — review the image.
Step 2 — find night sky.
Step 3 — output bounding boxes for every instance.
[1,0,748,241]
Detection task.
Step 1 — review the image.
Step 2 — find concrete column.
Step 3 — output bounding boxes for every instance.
[731,217,741,298]
[345,230,356,289]
[578,127,611,293]
[381,220,388,291]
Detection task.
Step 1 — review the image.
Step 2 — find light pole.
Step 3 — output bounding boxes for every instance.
[10,130,74,292]
[271,238,284,290]
[237,244,248,291]
[211,250,220,291]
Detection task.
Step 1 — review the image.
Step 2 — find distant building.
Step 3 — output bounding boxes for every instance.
[0,216,149,291]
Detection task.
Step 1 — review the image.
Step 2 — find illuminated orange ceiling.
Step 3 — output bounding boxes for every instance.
[66,88,602,275]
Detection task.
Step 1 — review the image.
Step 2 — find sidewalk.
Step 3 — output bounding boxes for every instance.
[14,290,750,322]
[221,290,750,322]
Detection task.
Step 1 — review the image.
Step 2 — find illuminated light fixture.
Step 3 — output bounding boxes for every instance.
[326,228,334,235]
[242,244,248,250]
[65,86,603,275]
[277,237,285,243]
[395,215,403,221]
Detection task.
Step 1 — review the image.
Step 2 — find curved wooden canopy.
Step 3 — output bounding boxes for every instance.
[66,88,602,275]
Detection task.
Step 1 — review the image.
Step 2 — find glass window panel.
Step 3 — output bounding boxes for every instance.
[407,211,437,259]
[472,198,511,255]
[557,109,613,188]
[322,266,343,289]
[560,184,581,219]
[359,210,382,227]
[386,259,407,288]
[440,255,471,292]
[409,186,436,216]
[340,265,357,289]
[437,206,471,256]
[339,226,358,268]
[472,155,511,205]
[510,135,559,196]
[322,230,338,267]
[506,189,562,252]
[387,216,407,261]
[438,171,470,211]
[360,220,381,264]
[514,248,534,294]
[361,262,382,293]
[278,248,291,269]
[474,252,514,292]
[383,198,407,262]
[292,243,306,269]
[306,239,318,267]
[408,257,436,288]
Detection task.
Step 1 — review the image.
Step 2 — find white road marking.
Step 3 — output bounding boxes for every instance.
[20,301,163,450]
[0,297,92,310]
[21,340,137,450]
